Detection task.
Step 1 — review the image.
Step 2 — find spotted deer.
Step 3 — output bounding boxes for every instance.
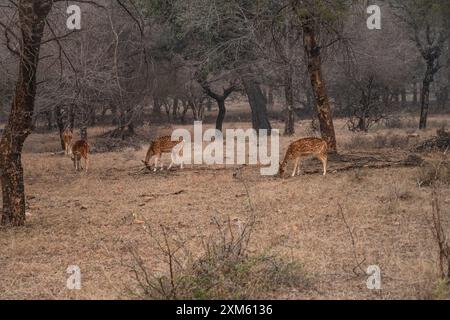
[63,129,73,155]
[279,137,328,177]
[143,135,184,171]
[70,140,89,172]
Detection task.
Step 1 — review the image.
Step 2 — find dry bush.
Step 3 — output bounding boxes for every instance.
[372,134,409,149]
[416,159,450,187]
[432,279,450,300]
[344,133,410,150]
[383,117,417,130]
[125,218,309,300]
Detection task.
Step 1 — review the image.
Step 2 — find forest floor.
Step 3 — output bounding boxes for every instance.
[0,108,449,300]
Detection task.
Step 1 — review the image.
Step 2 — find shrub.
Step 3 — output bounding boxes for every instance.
[125,218,309,300]
[417,160,450,187]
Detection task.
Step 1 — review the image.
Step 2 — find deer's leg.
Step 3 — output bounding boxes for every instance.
[85,156,89,173]
[168,150,176,170]
[292,158,299,177]
[318,155,327,176]
[153,156,159,172]
[296,159,302,176]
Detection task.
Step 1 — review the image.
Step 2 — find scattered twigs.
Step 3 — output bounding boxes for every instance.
[337,203,366,276]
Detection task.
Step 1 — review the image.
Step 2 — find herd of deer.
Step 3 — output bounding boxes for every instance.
[61,129,328,177]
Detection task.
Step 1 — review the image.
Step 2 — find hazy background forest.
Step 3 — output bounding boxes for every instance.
[0,0,449,300]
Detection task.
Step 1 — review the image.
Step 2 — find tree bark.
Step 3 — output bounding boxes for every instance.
[302,21,337,152]
[172,98,179,119]
[419,61,437,130]
[202,84,234,132]
[284,69,295,135]
[216,99,226,132]
[0,0,52,226]
[242,78,272,133]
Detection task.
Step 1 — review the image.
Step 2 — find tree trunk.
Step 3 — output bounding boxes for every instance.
[172,98,179,119]
[413,82,418,105]
[242,78,271,133]
[69,103,75,130]
[419,61,437,130]
[111,104,118,125]
[153,97,161,115]
[284,69,295,135]
[420,77,431,130]
[401,88,407,108]
[180,100,189,124]
[302,21,337,152]
[55,105,65,150]
[202,84,234,132]
[206,98,213,112]
[89,107,96,126]
[45,110,53,130]
[216,99,226,132]
[268,87,274,110]
[0,0,52,226]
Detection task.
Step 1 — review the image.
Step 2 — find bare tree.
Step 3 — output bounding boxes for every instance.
[0,0,52,226]
[391,0,450,129]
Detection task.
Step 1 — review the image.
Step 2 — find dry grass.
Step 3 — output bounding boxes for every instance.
[0,113,450,300]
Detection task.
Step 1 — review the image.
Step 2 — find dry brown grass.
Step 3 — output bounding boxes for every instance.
[0,113,450,300]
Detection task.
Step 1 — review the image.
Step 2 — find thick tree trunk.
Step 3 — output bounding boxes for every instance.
[284,69,295,135]
[242,78,271,133]
[302,22,337,152]
[0,0,52,226]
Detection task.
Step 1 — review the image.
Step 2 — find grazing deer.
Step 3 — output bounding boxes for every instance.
[63,129,73,155]
[70,140,89,172]
[279,137,328,178]
[143,136,184,171]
